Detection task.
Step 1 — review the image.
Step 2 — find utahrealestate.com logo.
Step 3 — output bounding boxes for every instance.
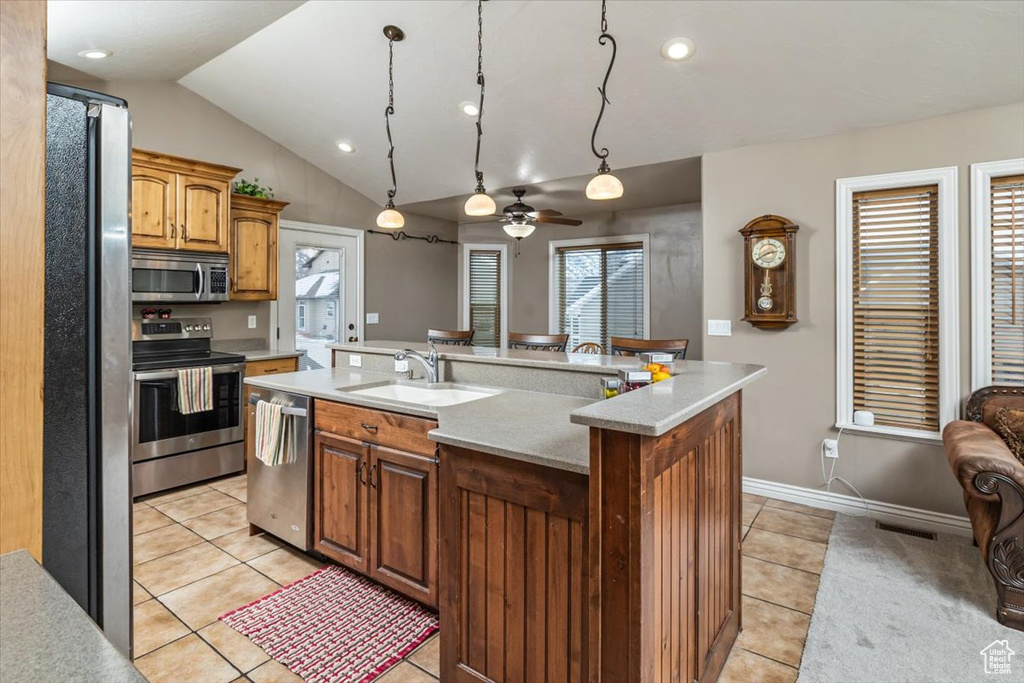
[980,640,1015,675]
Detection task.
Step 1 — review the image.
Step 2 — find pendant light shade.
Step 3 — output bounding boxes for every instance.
[464,190,496,216]
[503,221,535,239]
[377,25,405,229]
[587,0,623,201]
[586,168,624,200]
[376,206,405,229]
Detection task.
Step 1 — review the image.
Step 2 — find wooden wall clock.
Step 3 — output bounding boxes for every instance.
[740,214,799,329]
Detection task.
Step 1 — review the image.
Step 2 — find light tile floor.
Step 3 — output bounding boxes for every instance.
[133,478,833,682]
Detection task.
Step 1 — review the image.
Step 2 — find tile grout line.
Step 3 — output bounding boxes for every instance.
[741,551,826,578]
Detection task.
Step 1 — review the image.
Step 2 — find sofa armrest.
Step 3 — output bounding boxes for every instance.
[944,420,1024,502]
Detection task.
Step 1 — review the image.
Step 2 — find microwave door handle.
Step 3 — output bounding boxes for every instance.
[195,263,204,301]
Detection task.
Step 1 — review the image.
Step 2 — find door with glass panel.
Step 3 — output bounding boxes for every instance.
[278,224,363,370]
[462,243,508,348]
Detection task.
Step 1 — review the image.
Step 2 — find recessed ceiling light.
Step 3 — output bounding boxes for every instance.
[78,49,112,60]
[459,101,479,117]
[661,38,694,62]
[337,141,356,153]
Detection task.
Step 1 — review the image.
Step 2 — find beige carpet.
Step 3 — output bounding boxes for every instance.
[798,514,1024,682]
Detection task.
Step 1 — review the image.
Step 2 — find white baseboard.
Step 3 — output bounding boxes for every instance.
[742,477,973,538]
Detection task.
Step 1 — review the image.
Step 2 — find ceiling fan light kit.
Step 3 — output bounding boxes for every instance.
[587,0,624,201]
[464,0,497,218]
[376,24,406,230]
[503,221,536,240]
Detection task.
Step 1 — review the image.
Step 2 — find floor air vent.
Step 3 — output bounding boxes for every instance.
[875,521,936,541]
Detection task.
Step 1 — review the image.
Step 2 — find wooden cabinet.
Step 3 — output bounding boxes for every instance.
[131,149,240,253]
[245,357,299,378]
[230,194,288,301]
[313,400,439,606]
[315,433,370,574]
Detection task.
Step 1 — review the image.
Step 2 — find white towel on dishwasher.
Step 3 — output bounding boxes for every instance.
[254,400,295,467]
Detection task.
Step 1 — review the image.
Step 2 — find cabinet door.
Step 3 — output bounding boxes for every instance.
[369,445,437,606]
[177,174,229,252]
[131,165,176,249]
[230,208,277,300]
[314,432,369,574]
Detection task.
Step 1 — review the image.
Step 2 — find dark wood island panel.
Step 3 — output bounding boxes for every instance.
[439,446,590,682]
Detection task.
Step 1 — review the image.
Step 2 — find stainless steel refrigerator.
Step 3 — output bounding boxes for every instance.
[44,82,133,655]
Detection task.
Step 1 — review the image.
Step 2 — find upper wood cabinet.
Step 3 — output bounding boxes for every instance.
[131,149,240,253]
[230,194,289,301]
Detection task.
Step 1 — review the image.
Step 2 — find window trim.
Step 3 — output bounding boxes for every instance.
[461,242,509,349]
[297,301,307,331]
[835,167,959,442]
[971,158,1024,392]
[547,234,651,341]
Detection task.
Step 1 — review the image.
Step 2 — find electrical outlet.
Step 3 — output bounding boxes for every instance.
[395,359,409,373]
[823,439,839,459]
[707,319,732,336]
[247,315,257,329]
[349,354,362,368]
[366,312,380,325]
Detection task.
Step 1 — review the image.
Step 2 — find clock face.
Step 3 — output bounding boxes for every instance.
[752,238,786,269]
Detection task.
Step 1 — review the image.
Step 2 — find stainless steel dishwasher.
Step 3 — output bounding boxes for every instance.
[246,387,313,551]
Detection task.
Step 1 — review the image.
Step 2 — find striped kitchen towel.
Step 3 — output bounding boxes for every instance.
[255,400,295,467]
[176,367,213,414]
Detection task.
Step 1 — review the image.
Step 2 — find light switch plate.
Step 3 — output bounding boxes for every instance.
[394,359,409,372]
[247,315,257,329]
[707,319,732,336]
[349,354,362,367]
[366,312,380,325]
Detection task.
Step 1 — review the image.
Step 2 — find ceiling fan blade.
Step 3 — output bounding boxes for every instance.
[529,209,563,218]
[537,216,583,226]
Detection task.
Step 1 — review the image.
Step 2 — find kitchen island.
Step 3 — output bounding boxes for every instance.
[245,344,764,682]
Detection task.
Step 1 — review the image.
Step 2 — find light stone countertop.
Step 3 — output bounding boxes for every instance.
[245,367,594,471]
[0,550,145,683]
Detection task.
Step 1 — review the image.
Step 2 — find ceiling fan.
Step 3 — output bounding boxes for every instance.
[495,187,583,239]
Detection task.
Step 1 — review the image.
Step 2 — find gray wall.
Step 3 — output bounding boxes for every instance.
[53,69,458,342]
[458,202,703,358]
[702,102,1024,516]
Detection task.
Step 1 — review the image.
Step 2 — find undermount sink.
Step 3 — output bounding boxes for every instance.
[339,381,501,408]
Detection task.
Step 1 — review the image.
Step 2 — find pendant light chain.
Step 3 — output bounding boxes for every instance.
[384,34,398,207]
[590,0,616,174]
[473,0,487,192]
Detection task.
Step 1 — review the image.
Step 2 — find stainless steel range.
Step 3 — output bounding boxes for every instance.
[132,318,246,497]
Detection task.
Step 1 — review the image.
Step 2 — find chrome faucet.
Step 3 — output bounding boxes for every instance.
[395,343,439,383]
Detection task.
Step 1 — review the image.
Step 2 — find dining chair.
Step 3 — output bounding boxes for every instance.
[508,333,569,352]
[610,337,689,360]
[572,342,604,354]
[427,329,475,346]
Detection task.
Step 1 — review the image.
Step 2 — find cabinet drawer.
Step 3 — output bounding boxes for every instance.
[314,400,437,457]
[246,357,297,376]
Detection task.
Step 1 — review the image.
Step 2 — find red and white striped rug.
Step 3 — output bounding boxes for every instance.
[220,565,438,683]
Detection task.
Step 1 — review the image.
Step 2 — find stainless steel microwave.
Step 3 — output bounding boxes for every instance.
[131,249,230,303]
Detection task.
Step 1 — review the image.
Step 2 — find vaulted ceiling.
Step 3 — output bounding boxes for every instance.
[49,0,1024,210]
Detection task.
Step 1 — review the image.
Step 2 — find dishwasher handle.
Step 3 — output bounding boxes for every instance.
[248,396,307,418]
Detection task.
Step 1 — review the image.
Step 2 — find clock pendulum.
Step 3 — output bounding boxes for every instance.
[758,269,774,311]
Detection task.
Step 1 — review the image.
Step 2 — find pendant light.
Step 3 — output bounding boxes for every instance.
[464,0,496,217]
[376,25,406,229]
[586,0,624,201]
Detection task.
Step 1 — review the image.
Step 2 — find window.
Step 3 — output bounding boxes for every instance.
[549,235,650,351]
[325,301,336,319]
[836,168,958,440]
[461,244,508,348]
[972,159,1024,389]
[296,302,306,331]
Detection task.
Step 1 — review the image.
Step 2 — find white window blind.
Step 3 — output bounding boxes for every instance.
[468,249,502,348]
[556,242,645,351]
[851,184,940,432]
[989,173,1024,385]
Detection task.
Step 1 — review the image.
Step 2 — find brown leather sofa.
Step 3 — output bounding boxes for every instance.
[944,385,1024,631]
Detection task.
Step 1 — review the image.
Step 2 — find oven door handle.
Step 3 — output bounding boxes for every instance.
[133,362,246,382]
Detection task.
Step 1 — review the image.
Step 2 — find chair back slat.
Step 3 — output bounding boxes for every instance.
[610,337,689,360]
[508,333,569,352]
[572,342,604,354]
[427,329,475,346]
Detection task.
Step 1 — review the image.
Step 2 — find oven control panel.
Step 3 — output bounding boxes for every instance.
[132,317,213,341]
[209,267,228,295]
